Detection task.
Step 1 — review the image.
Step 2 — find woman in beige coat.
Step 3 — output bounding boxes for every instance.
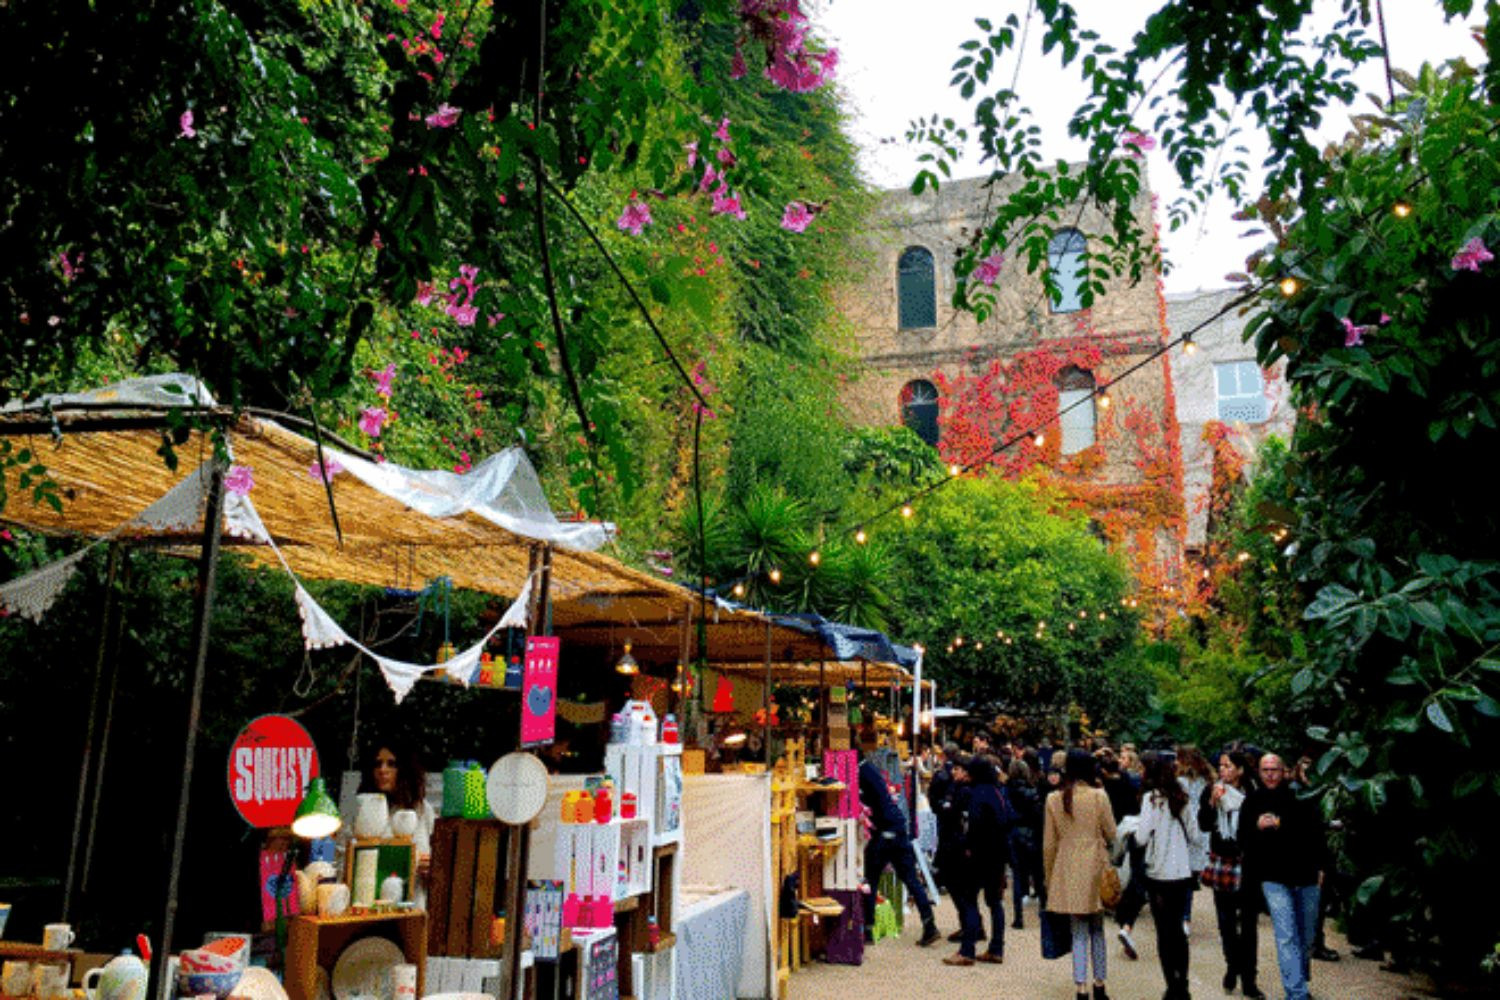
[1044,749,1118,1000]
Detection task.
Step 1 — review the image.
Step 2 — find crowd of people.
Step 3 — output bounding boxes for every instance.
[858,733,1336,1000]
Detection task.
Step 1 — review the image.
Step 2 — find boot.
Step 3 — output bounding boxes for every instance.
[1092,985,1111,1000]
[917,920,941,947]
[1222,969,1236,993]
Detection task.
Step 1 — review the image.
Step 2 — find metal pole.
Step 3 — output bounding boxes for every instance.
[155,461,227,993]
[62,543,119,921]
[912,651,923,759]
[762,621,771,762]
[83,550,130,893]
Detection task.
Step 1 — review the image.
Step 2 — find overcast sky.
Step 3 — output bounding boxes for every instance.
[815,1,1478,293]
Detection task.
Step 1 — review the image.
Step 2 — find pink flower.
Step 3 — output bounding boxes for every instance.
[711,189,747,220]
[425,103,461,128]
[685,141,698,168]
[224,465,255,495]
[359,407,388,437]
[178,110,196,139]
[617,198,653,235]
[448,303,477,326]
[714,117,732,142]
[487,312,506,327]
[1121,131,1156,155]
[716,145,737,166]
[973,252,1006,286]
[780,201,814,233]
[415,281,435,306]
[730,48,747,80]
[1339,316,1372,348]
[308,457,345,483]
[371,362,397,397]
[698,164,721,193]
[1451,237,1494,272]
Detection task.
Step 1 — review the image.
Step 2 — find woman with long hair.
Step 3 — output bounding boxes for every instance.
[1176,744,1216,935]
[1139,751,1206,1000]
[1006,757,1043,929]
[355,742,435,896]
[1199,750,1263,998]
[1044,749,1117,1000]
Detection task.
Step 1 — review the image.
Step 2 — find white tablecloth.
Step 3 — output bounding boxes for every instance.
[675,887,751,1000]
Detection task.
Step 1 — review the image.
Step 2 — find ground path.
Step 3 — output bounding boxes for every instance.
[789,893,1437,999]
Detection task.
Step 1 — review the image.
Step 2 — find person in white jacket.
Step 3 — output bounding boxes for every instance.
[1138,751,1205,1000]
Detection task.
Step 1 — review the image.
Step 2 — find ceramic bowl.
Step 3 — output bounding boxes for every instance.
[178,968,243,999]
[180,950,239,975]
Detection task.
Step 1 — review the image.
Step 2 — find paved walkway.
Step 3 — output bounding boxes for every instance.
[789,893,1437,999]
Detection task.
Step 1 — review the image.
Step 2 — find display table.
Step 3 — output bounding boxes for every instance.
[673,888,749,1000]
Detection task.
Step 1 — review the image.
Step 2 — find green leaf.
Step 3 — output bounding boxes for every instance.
[1425,701,1454,733]
[1290,666,1315,696]
[1355,875,1384,906]
[1409,600,1445,629]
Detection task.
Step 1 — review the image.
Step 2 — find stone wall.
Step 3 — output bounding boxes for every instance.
[1165,287,1295,548]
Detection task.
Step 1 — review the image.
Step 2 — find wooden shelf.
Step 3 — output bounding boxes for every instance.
[296,909,422,926]
[0,944,80,963]
[795,782,846,794]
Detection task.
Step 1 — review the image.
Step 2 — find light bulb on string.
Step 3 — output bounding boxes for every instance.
[1067,622,1075,631]
[1097,611,1107,620]
[995,629,1004,639]
[1033,432,1045,447]
[1278,275,1301,297]
[1182,335,1197,356]
[1078,610,1088,619]
[949,463,962,477]
[1393,201,1413,218]
[769,567,782,584]
[808,550,821,567]
[855,528,867,544]
[1098,387,1112,408]
[974,641,984,650]
[732,582,746,598]
[953,636,964,647]
[901,504,914,519]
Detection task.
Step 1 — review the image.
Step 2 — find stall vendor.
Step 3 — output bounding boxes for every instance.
[353,743,435,901]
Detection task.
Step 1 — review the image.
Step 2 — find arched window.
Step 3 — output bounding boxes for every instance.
[1047,229,1088,313]
[900,379,940,447]
[897,246,937,329]
[1056,366,1095,455]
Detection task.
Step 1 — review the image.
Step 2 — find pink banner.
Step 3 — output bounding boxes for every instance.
[521,636,560,745]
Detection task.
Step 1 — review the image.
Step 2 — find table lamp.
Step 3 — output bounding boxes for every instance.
[291,778,342,839]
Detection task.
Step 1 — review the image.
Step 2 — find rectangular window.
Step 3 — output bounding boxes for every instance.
[1058,388,1095,454]
[1215,360,1267,423]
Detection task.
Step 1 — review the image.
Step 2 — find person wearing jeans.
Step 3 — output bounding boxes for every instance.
[1241,753,1327,1000]
[1044,750,1117,1000]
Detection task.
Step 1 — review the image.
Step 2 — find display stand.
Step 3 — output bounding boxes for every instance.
[428,819,511,958]
[284,912,427,1000]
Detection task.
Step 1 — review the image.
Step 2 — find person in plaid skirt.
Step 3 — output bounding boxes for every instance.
[1198,750,1263,998]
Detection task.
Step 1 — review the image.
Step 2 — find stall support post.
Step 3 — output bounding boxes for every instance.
[911,652,922,759]
[763,621,772,764]
[497,820,531,1000]
[155,461,227,994]
[83,551,130,894]
[818,660,827,755]
[62,543,120,921]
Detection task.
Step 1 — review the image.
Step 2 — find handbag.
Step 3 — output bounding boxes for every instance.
[1201,851,1243,893]
[1040,909,1073,960]
[1098,862,1123,911]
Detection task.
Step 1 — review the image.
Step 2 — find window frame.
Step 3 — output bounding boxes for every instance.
[896,246,938,330]
[1214,360,1268,423]
[1047,229,1088,314]
[899,378,940,447]
[1055,366,1096,455]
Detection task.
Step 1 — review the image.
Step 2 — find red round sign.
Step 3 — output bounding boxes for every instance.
[227,714,321,828]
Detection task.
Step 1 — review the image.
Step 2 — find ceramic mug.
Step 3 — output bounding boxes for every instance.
[389,810,418,838]
[389,964,417,1000]
[42,924,76,951]
[33,963,68,1000]
[2,960,32,996]
[316,882,350,917]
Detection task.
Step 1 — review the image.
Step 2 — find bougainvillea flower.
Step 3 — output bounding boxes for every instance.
[781,201,814,233]
[973,252,1006,286]
[224,465,254,495]
[308,457,345,483]
[1451,236,1494,272]
[714,117,732,142]
[359,406,388,437]
[414,281,435,306]
[447,303,477,326]
[371,362,397,397]
[425,103,461,128]
[1339,316,1373,347]
[1121,131,1156,154]
[617,198,653,235]
[179,110,196,139]
[698,164,721,194]
[685,141,699,168]
[730,48,747,80]
[711,189,747,220]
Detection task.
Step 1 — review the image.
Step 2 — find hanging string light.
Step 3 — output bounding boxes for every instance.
[1182,333,1198,355]
[901,504,914,519]
[1098,385,1112,408]
[949,463,962,477]
[615,641,639,676]
[732,582,746,598]
[808,550,821,567]
[1033,431,1045,447]
[769,567,782,584]
[855,528,867,544]
[1392,200,1413,218]
[1278,275,1301,297]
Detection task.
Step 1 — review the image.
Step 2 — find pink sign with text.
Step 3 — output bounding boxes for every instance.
[521,636,559,745]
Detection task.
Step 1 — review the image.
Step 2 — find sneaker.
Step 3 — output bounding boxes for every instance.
[1117,927,1138,960]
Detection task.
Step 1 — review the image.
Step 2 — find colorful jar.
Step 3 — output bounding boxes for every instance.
[441,760,467,817]
[462,760,488,818]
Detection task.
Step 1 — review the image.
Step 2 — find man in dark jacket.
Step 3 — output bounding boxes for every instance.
[1241,753,1327,1000]
[932,751,978,942]
[859,758,941,946]
[946,755,1010,965]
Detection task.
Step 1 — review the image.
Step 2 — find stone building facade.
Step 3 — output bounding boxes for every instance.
[839,174,1186,589]
[1165,287,1295,551]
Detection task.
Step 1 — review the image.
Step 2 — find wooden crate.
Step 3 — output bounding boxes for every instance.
[428,818,506,957]
[286,912,426,1000]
